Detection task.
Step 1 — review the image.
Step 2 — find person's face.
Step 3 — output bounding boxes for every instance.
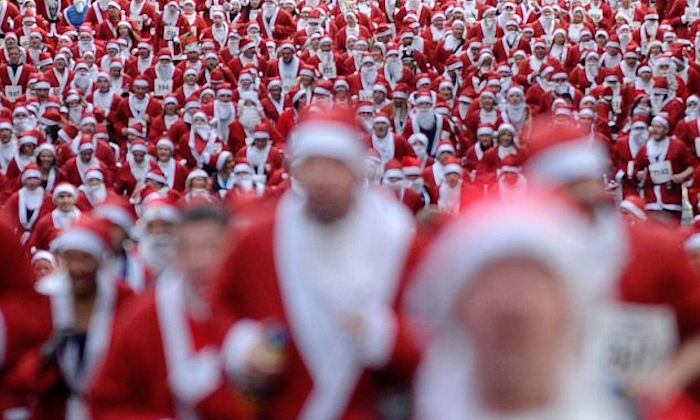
[81,123,96,135]
[56,192,76,212]
[254,137,268,149]
[624,56,636,67]
[478,134,493,148]
[534,45,546,59]
[184,2,194,12]
[63,249,99,297]
[251,0,261,7]
[439,86,452,99]
[20,143,35,156]
[481,96,494,108]
[157,146,172,161]
[438,150,454,164]
[146,219,175,236]
[185,73,197,84]
[190,177,207,189]
[38,151,54,168]
[373,91,386,104]
[132,150,146,163]
[596,36,607,47]
[187,51,199,61]
[434,17,444,29]
[30,36,41,48]
[8,48,20,63]
[118,26,130,36]
[373,121,389,137]
[293,156,357,224]
[176,218,227,295]
[650,121,667,140]
[452,25,464,39]
[110,68,122,78]
[270,86,282,99]
[24,177,41,189]
[213,14,223,25]
[108,5,119,17]
[445,172,461,187]
[455,259,569,384]
[33,259,53,279]
[0,129,11,141]
[281,48,293,62]
[498,132,514,147]
[168,3,178,13]
[640,71,652,82]
[164,103,178,115]
[553,33,565,45]
[80,149,93,162]
[134,85,147,98]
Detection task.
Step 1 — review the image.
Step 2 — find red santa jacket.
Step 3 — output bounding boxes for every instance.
[635,137,695,211]
[212,198,421,419]
[256,8,297,40]
[613,134,646,199]
[0,188,53,238]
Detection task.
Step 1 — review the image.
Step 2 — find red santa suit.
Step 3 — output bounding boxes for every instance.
[256,8,297,40]
[236,144,284,180]
[635,135,695,214]
[112,93,163,139]
[157,157,189,192]
[213,189,419,419]
[60,156,111,187]
[0,62,36,103]
[90,273,254,419]
[365,131,417,166]
[613,130,649,198]
[1,184,52,243]
[7,267,132,419]
[28,204,82,252]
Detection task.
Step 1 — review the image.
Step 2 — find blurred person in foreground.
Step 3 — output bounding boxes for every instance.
[409,196,631,419]
[213,107,420,419]
[90,205,253,418]
[4,217,133,419]
[0,222,52,417]
[524,116,700,415]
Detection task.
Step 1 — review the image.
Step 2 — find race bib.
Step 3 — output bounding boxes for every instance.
[626,160,635,179]
[686,6,699,24]
[359,89,373,102]
[648,160,672,184]
[4,85,22,102]
[589,302,677,386]
[321,65,337,80]
[154,79,173,96]
[694,137,700,158]
[163,25,179,41]
[589,8,603,22]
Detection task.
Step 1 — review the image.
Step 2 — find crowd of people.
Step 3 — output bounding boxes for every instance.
[0,0,699,417]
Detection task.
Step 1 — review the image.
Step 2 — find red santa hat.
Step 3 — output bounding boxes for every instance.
[290,107,365,175]
[18,132,39,147]
[130,139,149,154]
[409,133,429,146]
[383,160,405,180]
[22,163,41,183]
[133,77,150,89]
[53,182,78,202]
[373,111,391,125]
[85,167,105,182]
[215,151,233,172]
[34,77,51,90]
[253,124,270,140]
[476,123,495,137]
[233,158,253,174]
[402,157,423,177]
[651,115,669,129]
[652,77,669,94]
[50,217,111,260]
[186,169,209,184]
[79,136,96,153]
[436,139,456,155]
[333,77,350,91]
[156,137,175,151]
[92,197,136,233]
[524,118,610,185]
[141,198,181,225]
[442,157,463,176]
[314,81,333,96]
[146,167,168,185]
[0,119,12,131]
[619,195,647,220]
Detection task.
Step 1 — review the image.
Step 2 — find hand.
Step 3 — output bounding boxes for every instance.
[121,127,128,136]
[242,339,285,385]
[671,173,686,184]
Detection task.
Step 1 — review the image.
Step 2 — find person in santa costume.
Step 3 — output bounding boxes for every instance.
[409,195,630,419]
[435,157,470,214]
[5,216,133,419]
[0,45,35,103]
[5,130,39,184]
[380,159,428,214]
[179,169,219,205]
[674,95,700,154]
[131,197,181,276]
[61,137,111,188]
[613,116,650,198]
[154,137,188,193]
[235,123,284,180]
[201,85,237,150]
[91,204,256,418]
[149,95,188,141]
[116,139,156,196]
[524,117,700,404]
[28,182,81,252]
[144,48,182,98]
[366,112,416,167]
[635,115,695,223]
[213,108,420,419]
[76,167,116,211]
[177,111,224,169]
[0,221,53,417]
[650,76,686,132]
[404,92,455,157]
[111,77,163,142]
[1,164,53,245]
[0,120,16,177]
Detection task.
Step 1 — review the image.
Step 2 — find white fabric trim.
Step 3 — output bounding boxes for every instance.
[222,319,264,381]
[527,138,609,184]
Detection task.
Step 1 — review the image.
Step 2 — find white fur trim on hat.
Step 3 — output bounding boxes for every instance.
[289,120,365,175]
[51,228,106,260]
[526,136,610,184]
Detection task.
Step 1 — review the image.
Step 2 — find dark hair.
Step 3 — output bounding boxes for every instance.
[180,204,229,227]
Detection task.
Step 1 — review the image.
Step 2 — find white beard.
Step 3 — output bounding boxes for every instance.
[361,68,378,86]
[438,181,461,213]
[417,109,436,130]
[215,100,235,122]
[68,106,83,125]
[139,233,175,273]
[651,94,666,114]
[86,183,107,205]
[506,102,526,123]
[412,144,428,161]
[156,63,175,80]
[387,59,403,81]
[73,74,91,91]
[239,106,261,131]
[318,51,333,64]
